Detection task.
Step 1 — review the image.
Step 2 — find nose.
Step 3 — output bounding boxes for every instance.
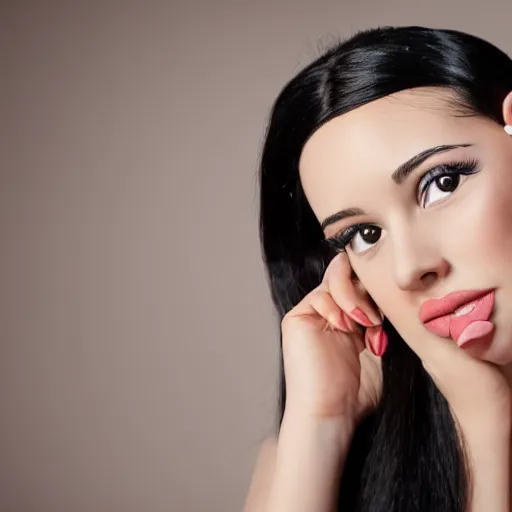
[391,226,451,291]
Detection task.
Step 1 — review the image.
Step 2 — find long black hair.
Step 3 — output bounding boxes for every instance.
[258,26,512,511]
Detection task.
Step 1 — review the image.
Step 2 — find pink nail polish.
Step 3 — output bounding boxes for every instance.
[375,327,388,357]
[365,329,378,356]
[338,311,351,331]
[349,307,374,327]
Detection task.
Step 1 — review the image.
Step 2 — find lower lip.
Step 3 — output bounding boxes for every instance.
[423,291,495,342]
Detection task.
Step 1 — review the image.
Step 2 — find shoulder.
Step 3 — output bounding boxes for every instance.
[243,436,278,512]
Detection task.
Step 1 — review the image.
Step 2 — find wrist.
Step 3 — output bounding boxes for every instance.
[454,407,511,444]
[280,407,356,451]
[268,408,356,511]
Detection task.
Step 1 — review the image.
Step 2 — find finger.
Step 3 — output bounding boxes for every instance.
[307,289,367,354]
[322,252,382,327]
[290,287,351,332]
[287,287,367,351]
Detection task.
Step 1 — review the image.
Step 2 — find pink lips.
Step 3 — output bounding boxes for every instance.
[419,289,495,342]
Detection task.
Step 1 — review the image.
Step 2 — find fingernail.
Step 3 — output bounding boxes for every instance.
[366,325,388,357]
[375,327,388,357]
[365,328,378,356]
[349,307,376,327]
[342,312,358,332]
[333,311,349,331]
[339,311,353,331]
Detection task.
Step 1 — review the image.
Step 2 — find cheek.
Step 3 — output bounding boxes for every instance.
[349,259,404,325]
[471,206,512,265]
[470,150,512,263]
[449,178,512,271]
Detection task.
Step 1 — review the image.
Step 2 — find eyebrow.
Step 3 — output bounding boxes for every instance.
[320,143,473,231]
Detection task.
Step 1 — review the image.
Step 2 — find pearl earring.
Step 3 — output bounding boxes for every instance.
[505,125,512,135]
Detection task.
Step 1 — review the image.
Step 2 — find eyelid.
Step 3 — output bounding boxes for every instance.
[323,222,372,255]
[330,159,476,235]
[418,157,480,191]
[323,156,480,253]
[327,223,362,243]
[417,156,480,204]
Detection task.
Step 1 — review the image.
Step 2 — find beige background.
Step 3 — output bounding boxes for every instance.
[1,1,511,511]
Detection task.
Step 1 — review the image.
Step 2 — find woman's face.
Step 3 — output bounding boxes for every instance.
[299,87,512,365]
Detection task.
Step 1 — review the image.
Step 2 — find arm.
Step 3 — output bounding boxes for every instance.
[450,404,511,512]
[244,437,277,512]
[463,428,510,512]
[264,410,355,512]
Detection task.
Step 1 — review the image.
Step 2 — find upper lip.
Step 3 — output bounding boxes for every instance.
[419,288,495,324]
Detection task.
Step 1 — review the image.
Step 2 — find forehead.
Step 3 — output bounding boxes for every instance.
[298,88,479,221]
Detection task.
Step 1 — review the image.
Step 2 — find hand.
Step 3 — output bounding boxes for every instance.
[405,320,512,437]
[403,323,512,511]
[280,251,386,425]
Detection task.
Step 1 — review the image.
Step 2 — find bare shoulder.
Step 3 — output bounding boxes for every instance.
[243,436,278,512]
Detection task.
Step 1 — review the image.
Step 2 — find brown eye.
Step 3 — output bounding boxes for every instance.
[418,158,481,209]
[350,225,382,254]
[359,226,381,244]
[437,174,460,192]
[423,173,461,207]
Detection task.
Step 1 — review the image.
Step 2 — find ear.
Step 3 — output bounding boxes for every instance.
[502,90,512,128]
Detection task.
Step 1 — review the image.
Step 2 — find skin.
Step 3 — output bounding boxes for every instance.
[298,86,512,509]
[300,87,512,366]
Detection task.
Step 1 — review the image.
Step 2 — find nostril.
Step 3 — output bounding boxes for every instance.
[421,271,437,285]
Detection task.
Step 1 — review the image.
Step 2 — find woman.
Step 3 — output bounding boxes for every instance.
[244,26,512,511]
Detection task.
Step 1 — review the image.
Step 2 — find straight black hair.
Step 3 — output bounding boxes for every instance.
[258,26,512,511]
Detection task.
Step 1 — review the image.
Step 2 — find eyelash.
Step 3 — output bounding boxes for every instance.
[322,157,481,255]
